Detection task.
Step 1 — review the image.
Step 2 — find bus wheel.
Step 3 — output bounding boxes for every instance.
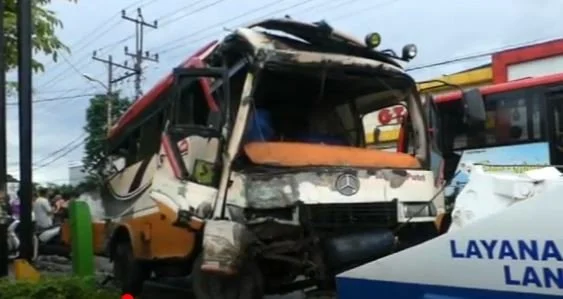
[192,254,263,299]
[112,241,151,296]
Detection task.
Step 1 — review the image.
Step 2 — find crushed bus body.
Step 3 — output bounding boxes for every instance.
[60,18,494,298]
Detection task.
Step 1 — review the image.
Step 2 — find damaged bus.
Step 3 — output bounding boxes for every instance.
[63,19,482,298]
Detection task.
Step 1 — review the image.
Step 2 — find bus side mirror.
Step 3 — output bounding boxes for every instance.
[462,89,486,128]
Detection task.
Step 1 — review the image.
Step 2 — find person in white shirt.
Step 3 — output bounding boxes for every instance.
[33,189,54,229]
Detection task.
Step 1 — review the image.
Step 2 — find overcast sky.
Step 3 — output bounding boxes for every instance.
[6,0,563,184]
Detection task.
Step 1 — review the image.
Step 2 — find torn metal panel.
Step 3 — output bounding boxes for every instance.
[246,18,365,48]
[227,169,437,209]
[212,72,256,219]
[201,219,253,274]
[233,27,405,73]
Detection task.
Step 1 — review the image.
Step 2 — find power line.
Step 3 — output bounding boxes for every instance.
[289,0,363,19]
[152,0,291,53]
[34,133,87,165]
[35,1,301,95]
[6,93,98,106]
[34,139,87,170]
[34,1,167,95]
[8,133,87,167]
[153,0,208,23]
[37,0,158,76]
[157,0,319,55]
[406,36,563,72]
[329,0,399,22]
[156,0,394,57]
[94,0,226,55]
[35,87,90,94]
[158,0,228,27]
[36,0,154,88]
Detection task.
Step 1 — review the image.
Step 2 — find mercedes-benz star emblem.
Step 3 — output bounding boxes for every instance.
[335,173,360,196]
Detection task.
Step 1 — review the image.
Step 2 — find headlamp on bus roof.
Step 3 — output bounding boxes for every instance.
[365,32,381,49]
[402,44,417,61]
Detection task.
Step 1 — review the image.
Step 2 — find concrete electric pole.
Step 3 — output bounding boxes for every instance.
[122,8,159,100]
[0,0,8,276]
[90,53,135,133]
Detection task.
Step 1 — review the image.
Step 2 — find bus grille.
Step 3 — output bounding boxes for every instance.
[299,201,398,234]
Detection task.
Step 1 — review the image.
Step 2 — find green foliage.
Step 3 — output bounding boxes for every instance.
[0,276,119,299]
[82,92,131,174]
[4,0,76,93]
[4,0,75,72]
[44,179,99,198]
[44,182,77,198]
[6,173,18,182]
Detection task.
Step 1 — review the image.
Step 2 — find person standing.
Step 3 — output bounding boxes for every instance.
[8,190,20,219]
[33,189,53,229]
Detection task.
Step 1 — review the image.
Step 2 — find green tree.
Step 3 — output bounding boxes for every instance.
[82,92,131,174]
[4,0,75,71]
[6,173,18,182]
[4,0,75,94]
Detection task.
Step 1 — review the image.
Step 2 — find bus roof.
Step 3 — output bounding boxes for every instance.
[107,40,218,141]
[433,72,563,103]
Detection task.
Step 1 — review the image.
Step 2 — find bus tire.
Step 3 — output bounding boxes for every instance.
[192,254,263,299]
[112,240,151,296]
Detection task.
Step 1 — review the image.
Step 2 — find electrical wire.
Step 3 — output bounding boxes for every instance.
[8,133,87,168]
[6,93,99,106]
[157,0,396,56]
[33,139,87,170]
[329,0,399,22]
[37,0,154,87]
[152,0,292,53]
[157,0,319,56]
[406,36,563,72]
[34,0,220,94]
[36,1,296,96]
[93,0,227,54]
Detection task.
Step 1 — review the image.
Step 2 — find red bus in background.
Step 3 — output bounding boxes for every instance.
[432,72,563,207]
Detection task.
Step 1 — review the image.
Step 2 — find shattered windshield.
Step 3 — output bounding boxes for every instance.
[244,66,422,150]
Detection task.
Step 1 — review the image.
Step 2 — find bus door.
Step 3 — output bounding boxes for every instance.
[168,66,231,187]
[545,85,563,166]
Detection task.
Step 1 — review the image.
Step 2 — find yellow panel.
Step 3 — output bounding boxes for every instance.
[365,128,400,144]
[13,259,40,282]
[417,67,493,93]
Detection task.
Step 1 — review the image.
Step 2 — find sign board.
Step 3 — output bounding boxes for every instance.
[449,142,550,191]
[337,176,563,299]
[363,105,406,146]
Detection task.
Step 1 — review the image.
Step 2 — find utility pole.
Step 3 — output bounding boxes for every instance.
[0,0,9,276]
[17,0,34,262]
[122,8,158,100]
[91,53,136,133]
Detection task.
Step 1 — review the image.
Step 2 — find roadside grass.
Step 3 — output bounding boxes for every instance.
[0,275,120,299]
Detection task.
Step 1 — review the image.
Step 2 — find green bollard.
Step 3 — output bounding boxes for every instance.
[69,200,94,277]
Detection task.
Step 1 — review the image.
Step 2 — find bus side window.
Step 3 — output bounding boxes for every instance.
[551,97,563,147]
[138,110,165,160]
[126,129,141,166]
[172,81,215,128]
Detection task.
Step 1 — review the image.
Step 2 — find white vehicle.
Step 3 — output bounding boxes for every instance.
[66,19,486,298]
[337,165,563,299]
